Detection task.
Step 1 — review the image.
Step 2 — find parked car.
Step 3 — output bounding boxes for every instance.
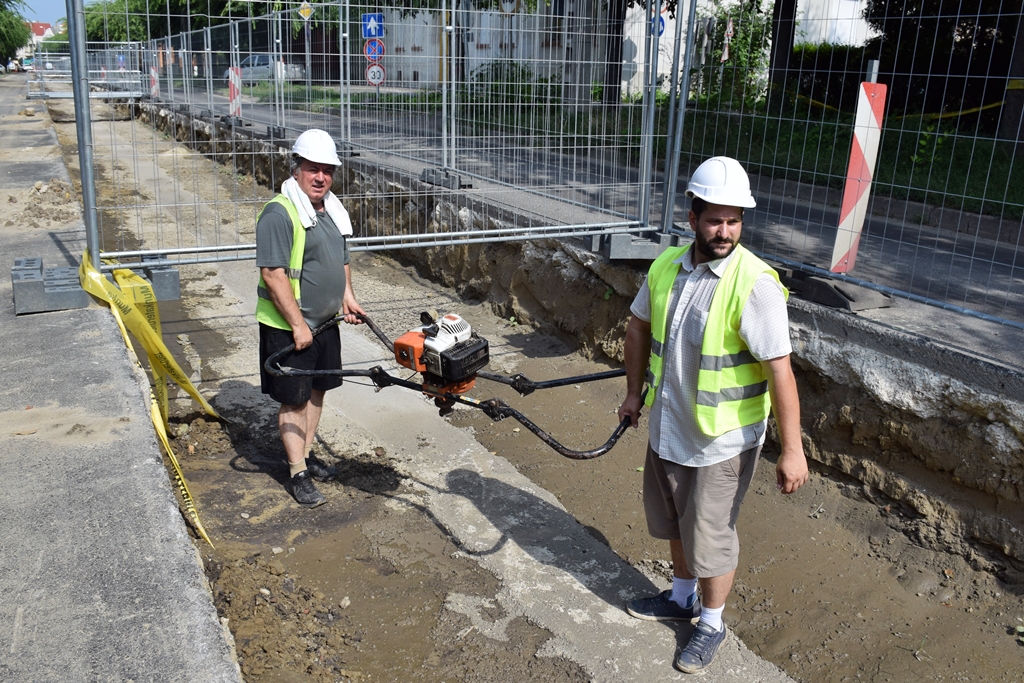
[222,54,304,84]
[7,61,17,72]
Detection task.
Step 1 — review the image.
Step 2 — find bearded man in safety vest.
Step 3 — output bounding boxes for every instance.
[256,128,365,508]
[617,156,808,674]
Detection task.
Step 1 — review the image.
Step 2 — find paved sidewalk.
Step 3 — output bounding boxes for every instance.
[0,74,241,682]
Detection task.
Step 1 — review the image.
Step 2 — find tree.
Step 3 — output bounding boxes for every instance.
[863,0,1021,123]
[690,0,773,110]
[0,0,30,62]
[84,0,232,42]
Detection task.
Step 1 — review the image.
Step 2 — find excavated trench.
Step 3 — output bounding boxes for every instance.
[80,101,1024,680]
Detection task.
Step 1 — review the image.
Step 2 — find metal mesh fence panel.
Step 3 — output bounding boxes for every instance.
[51,0,657,272]
[45,0,1024,326]
[663,0,1024,325]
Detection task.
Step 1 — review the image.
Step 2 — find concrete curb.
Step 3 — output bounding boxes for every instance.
[0,75,242,683]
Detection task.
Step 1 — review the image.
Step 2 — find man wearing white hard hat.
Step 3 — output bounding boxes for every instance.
[617,156,807,673]
[256,128,365,508]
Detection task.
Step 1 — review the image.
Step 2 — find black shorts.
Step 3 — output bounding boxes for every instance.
[259,322,342,405]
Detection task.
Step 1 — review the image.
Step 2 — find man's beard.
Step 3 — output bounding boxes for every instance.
[695,232,737,261]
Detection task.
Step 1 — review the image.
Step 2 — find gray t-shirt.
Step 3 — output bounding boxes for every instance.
[256,201,350,328]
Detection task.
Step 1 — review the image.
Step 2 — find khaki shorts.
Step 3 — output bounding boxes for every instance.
[642,443,760,577]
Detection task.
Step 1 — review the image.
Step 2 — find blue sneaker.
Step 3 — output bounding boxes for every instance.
[674,620,728,674]
[625,589,701,622]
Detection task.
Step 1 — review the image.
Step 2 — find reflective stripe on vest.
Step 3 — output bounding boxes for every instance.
[255,195,307,330]
[644,243,788,436]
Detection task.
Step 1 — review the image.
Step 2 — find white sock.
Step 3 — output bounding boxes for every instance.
[700,604,724,632]
[671,577,698,608]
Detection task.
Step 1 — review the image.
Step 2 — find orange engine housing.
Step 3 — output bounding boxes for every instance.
[393,317,489,398]
[394,330,428,372]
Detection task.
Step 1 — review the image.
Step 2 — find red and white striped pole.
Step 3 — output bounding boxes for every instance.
[830,81,887,273]
[228,66,242,117]
[149,65,160,99]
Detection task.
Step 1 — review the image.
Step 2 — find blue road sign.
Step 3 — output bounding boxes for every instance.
[364,38,385,62]
[651,14,665,36]
[362,13,384,39]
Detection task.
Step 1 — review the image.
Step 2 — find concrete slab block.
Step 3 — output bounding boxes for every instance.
[11,257,90,314]
[802,276,893,312]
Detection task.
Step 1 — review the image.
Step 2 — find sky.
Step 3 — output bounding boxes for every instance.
[21,0,68,25]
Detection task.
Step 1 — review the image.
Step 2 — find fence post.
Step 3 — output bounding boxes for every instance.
[65,0,100,269]
[448,10,457,171]
[441,0,449,170]
[661,5,685,198]
[343,0,351,144]
[637,0,662,226]
[830,81,887,273]
[274,12,284,130]
[660,0,699,231]
[204,27,213,115]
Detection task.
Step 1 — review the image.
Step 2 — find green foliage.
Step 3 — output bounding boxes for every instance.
[466,60,561,104]
[863,0,1020,123]
[84,0,232,41]
[40,33,69,50]
[453,60,566,137]
[688,0,773,111]
[908,124,947,168]
[0,8,31,61]
[789,43,867,114]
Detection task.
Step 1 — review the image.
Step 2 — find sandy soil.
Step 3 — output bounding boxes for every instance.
[38,100,1024,682]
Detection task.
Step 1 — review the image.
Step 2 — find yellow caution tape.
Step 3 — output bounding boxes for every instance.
[79,252,220,418]
[1007,79,1024,91]
[795,91,1005,121]
[924,99,1004,120]
[112,268,171,430]
[79,251,216,546]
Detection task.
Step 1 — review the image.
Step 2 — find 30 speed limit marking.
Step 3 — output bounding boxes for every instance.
[366,62,386,86]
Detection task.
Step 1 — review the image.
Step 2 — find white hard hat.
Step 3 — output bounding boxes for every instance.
[685,156,757,209]
[291,128,342,166]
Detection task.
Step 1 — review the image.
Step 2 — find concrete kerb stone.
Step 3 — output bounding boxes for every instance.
[0,77,242,682]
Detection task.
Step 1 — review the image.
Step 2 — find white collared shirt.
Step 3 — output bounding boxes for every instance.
[630,247,792,467]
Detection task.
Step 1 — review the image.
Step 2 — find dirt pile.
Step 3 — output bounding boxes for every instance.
[4,178,81,228]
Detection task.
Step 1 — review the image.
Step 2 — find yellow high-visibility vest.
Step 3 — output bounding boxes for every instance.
[255,195,306,330]
[645,243,788,436]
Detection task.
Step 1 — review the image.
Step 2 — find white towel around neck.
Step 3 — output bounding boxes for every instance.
[280,176,353,236]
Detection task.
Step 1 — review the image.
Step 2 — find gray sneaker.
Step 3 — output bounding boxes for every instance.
[289,470,326,507]
[625,589,701,622]
[305,453,338,481]
[674,621,728,674]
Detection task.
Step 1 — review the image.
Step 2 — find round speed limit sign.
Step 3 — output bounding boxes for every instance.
[366,63,386,87]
